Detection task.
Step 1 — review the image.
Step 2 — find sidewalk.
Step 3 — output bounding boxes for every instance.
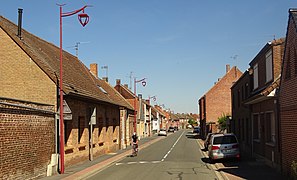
[197,139,285,180]
[43,135,163,180]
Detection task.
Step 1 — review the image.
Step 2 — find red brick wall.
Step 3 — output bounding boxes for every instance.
[279,14,297,176]
[205,67,242,124]
[0,98,55,179]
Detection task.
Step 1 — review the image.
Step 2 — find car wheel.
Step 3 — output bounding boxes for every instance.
[209,157,215,164]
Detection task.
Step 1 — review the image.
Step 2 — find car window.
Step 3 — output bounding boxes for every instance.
[213,135,237,145]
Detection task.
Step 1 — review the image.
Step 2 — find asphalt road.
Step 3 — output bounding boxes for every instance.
[87,130,219,180]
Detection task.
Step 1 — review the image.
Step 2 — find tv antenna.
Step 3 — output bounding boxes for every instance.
[67,41,90,58]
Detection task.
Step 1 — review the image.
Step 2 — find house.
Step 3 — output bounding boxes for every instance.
[0,15,131,179]
[199,65,242,139]
[89,63,134,149]
[279,9,297,176]
[114,79,148,138]
[231,71,252,158]
[244,38,285,171]
[151,105,167,133]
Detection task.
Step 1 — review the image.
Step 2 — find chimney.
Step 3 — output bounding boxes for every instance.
[17,8,23,39]
[124,84,128,88]
[138,94,142,99]
[102,77,108,82]
[116,79,121,86]
[90,63,98,78]
[226,64,230,73]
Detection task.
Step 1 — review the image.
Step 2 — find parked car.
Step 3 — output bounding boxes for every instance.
[208,133,240,162]
[193,126,200,134]
[204,133,214,150]
[158,128,167,136]
[168,127,175,133]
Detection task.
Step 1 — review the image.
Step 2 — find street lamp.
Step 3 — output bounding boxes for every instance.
[58,4,91,174]
[148,95,157,103]
[134,78,146,133]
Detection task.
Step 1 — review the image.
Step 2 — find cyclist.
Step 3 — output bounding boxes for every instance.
[131,132,138,156]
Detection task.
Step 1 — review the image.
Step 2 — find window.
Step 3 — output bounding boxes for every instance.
[253,64,259,89]
[266,112,275,144]
[78,116,85,143]
[253,114,260,140]
[245,83,249,99]
[266,50,273,82]
[213,135,238,145]
[237,89,240,108]
[64,121,72,145]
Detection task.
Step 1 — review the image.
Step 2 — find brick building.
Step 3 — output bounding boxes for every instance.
[0,15,132,178]
[0,98,55,179]
[199,65,242,139]
[279,9,297,176]
[231,71,252,158]
[243,38,284,171]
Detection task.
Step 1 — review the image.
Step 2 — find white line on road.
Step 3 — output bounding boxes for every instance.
[161,131,184,162]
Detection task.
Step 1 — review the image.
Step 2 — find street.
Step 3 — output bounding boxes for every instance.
[86,130,219,180]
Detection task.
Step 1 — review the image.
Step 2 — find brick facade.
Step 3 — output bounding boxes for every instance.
[63,96,120,166]
[0,98,55,180]
[0,28,56,107]
[199,65,242,139]
[279,9,297,176]
[235,38,285,170]
[231,71,252,157]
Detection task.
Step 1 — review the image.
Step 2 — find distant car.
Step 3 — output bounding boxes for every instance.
[158,129,167,136]
[168,127,175,133]
[174,126,179,131]
[193,126,200,134]
[208,133,240,162]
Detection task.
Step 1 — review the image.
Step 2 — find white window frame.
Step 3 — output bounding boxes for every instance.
[253,63,259,89]
[266,50,273,83]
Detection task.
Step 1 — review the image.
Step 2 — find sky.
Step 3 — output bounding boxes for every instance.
[1,0,296,114]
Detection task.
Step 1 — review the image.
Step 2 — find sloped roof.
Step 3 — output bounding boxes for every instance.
[199,66,242,100]
[90,76,134,110]
[114,83,136,99]
[244,75,280,105]
[153,106,166,117]
[0,16,118,105]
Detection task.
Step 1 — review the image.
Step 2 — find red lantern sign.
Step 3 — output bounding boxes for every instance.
[78,13,89,27]
[142,80,146,87]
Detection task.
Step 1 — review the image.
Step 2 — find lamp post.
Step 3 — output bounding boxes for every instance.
[133,78,146,133]
[58,4,90,174]
[148,96,156,137]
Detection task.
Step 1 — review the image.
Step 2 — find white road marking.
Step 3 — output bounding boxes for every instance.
[116,161,161,166]
[161,131,184,162]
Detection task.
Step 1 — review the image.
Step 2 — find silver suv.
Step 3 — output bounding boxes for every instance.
[208,133,240,162]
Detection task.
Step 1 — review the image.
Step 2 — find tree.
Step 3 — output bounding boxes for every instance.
[188,119,197,127]
[217,113,230,132]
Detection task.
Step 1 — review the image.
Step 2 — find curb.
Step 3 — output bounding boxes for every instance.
[62,136,164,180]
[196,139,229,180]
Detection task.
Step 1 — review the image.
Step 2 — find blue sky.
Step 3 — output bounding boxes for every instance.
[1,1,296,113]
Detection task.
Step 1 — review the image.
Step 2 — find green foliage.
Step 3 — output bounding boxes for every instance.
[217,113,230,131]
[291,161,297,180]
[188,119,197,127]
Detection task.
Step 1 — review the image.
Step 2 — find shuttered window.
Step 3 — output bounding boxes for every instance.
[253,64,259,89]
[266,50,273,82]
